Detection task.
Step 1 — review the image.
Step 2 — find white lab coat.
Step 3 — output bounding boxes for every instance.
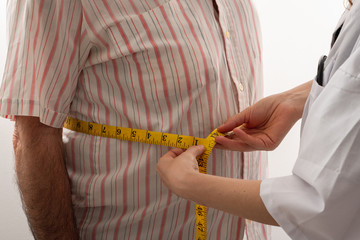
[260,1,360,239]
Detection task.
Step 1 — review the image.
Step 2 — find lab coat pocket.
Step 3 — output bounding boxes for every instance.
[308,79,324,103]
[301,79,324,126]
[298,68,360,185]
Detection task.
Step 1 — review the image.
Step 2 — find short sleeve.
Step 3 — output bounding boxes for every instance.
[0,0,85,128]
[260,47,360,239]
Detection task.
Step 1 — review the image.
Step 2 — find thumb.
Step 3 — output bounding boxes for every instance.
[217,109,249,133]
[186,145,206,157]
[161,148,185,160]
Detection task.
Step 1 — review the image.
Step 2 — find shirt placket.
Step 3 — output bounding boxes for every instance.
[214,1,246,111]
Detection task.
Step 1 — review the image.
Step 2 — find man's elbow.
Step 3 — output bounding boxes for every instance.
[12,116,63,168]
[14,116,62,143]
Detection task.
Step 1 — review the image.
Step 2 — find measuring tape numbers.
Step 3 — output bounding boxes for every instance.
[64,116,224,240]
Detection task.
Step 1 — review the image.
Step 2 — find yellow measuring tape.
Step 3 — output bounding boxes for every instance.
[64,117,224,240]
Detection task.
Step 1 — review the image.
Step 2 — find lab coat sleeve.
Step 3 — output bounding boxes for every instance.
[260,48,360,240]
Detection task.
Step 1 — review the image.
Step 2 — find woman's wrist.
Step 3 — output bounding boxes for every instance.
[173,171,204,201]
[280,80,312,119]
[173,172,278,225]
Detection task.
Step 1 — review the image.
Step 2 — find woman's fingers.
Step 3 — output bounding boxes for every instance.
[159,145,205,162]
[217,111,248,133]
[215,128,269,151]
[185,145,205,157]
[161,148,186,160]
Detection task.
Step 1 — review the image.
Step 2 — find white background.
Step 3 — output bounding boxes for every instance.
[0,1,345,239]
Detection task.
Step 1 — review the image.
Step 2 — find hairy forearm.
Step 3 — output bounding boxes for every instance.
[14,117,78,239]
[176,173,278,226]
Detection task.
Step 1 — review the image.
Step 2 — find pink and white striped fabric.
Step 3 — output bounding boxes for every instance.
[1,0,269,239]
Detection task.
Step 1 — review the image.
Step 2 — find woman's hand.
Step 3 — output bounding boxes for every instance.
[156,145,205,197]
[157,145,278,225]
[216,81,312,152]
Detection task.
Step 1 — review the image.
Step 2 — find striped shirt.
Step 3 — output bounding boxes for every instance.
[1,0,269,239]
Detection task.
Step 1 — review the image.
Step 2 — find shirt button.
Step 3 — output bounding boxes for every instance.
[239,83,244,91]
[225,30,231,39]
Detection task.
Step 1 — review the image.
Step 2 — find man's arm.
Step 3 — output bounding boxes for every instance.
[13,116,78,239]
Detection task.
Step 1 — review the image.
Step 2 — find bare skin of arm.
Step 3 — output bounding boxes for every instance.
[157,81,314,226]
[216,80,312,151]
[13,116,78,240]
[156,146,278,226]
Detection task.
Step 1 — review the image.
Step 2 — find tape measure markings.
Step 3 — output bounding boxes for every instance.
[64,117,224,240]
